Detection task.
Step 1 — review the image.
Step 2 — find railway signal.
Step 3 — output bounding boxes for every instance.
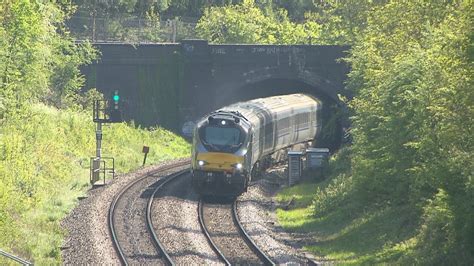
[113,91,120,102]
[108,90,122,123]
[90,90,123,185]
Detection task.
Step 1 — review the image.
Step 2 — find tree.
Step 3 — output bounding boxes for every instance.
[1,0,49,119]
[346,1,473,262]
[0,0,97,118]
[305,0,387,45]
[273,0,315,21]
[196,0,321,44]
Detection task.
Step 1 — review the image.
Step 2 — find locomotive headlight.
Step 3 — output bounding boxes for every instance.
[198,160,206,167]
[221,120,226,125]
[232,163,243,171]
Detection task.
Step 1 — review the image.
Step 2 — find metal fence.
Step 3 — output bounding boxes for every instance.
[67,15,198,43]
[0,249,32,265]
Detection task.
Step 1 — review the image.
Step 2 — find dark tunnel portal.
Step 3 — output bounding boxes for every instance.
[214,78,342,150]
[216,78,334,109]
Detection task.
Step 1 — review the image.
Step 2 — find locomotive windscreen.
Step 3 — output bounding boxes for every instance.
[199,124,244,153]
[203,126,240,146]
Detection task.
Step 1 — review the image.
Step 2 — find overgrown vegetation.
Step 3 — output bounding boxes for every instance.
[277,1,473,264]
[0,105,189,264]
[350,2,472,263]
[196,0,320,44]
[71,0,318,22]
[67,0,329,43]
[0,1,189,264]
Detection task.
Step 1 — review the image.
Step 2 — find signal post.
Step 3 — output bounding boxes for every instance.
[90,90,122,185]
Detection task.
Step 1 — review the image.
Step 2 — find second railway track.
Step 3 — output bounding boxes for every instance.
[199,198,275,265]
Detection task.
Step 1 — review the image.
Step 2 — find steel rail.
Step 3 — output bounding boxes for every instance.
[0,249,33,266]
[232,201,276,266]
[108,161,189,265]
[146,169,190,266]
[197,200,232,266]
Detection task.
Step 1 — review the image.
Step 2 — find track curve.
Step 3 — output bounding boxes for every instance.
[199,198,276,265]
[198,199,231,265]
[232,200,275,265]
[146,169,189,265]
[108,161,189,265]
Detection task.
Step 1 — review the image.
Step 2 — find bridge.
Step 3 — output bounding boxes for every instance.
[82,40,349,131]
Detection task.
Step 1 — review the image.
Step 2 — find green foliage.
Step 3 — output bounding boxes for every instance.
[276,149,418,264]
[348,0,473,222]
[1,0,471,264]
[312,147,353,217]
[276,1,473,263]
[47,40,98,109]
[71,0,380,44]
[196,0,321,44]
[276,147,422,264]
[0,1,189,263]
[0,0,98,119]
[0,104,190,263]
[410,189,457,264]
[72,0,318,21]
[0,0,48,118]
[275,179,317,208]
[272,0,315,21]
[73,0,301,19]
[307,0,386,45]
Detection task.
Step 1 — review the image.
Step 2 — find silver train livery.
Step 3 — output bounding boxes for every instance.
[191,94,322,196]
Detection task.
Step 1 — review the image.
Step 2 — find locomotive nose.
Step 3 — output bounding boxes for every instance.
[195,152,244,171]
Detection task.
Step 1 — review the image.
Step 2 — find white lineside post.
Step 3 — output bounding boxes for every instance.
[92,119,102,184]
[172,17,178,43]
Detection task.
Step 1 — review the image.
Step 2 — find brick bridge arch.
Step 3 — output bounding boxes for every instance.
[82,40,349,130]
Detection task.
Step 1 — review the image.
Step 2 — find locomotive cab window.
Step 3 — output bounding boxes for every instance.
[199,123,245,153]
[203,126,241,146]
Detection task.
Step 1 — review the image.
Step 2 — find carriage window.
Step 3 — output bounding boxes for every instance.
[278,117,289,130]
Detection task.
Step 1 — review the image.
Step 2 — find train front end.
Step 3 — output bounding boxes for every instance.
[191,111,251,197]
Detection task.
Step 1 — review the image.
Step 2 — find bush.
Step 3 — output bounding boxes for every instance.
[0,104,189,263]
[412,189,456,264]
[312,146,353,217]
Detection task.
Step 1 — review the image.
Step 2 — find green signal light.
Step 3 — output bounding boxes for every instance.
[113,94,120,101]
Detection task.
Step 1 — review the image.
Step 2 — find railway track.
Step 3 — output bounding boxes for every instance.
[108,160,276,265]
[199,199,276,265]
[108,161,189,265]
[146,169,189,264]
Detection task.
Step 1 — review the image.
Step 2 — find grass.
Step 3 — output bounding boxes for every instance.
[275,178,319,208]
[275,158,420,264]
[275,142,474,265]
[0,103,190,264]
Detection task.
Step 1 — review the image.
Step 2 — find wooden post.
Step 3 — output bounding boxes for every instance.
[142,146,150,166]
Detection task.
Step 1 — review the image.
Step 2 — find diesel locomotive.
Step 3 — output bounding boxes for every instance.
[191,94,322,196]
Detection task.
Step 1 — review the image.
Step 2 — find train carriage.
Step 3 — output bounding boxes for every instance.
[191,94,322,196]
